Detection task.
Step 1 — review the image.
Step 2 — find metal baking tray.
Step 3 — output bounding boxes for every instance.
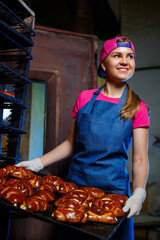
[0,165,129,240]
[0,198,128,240]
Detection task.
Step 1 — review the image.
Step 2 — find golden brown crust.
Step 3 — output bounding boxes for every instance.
[53,198,85,212]
[104,194,128,206]
[20,196,50,212]
[0,176,7,186]
[0,168,6,176]
[34,190,55,203]
[80,187,105,199]
[87,207,118,224]
[6,179,35,196]
[37,182,57,193]
[1,188,25,205]
[58,181,78,194]
[52,207,87,223]
[66,189,93,201]
[2,165,17,175]
[41,176,63,190]
[24,175,42,189]
[3,166,33,178]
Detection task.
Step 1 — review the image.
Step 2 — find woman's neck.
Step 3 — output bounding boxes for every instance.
[101,82,127,98]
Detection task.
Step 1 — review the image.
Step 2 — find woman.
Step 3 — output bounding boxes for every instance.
[17,36,150,240]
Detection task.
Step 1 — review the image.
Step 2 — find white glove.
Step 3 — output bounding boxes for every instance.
[16,157,44,172]
[123,188,146,218]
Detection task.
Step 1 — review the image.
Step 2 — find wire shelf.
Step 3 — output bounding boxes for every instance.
[0,62,31,84]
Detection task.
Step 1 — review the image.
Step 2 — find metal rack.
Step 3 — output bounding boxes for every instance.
[0,0,35,164]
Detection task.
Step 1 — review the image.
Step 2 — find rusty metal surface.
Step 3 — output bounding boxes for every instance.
[28,27,97,176]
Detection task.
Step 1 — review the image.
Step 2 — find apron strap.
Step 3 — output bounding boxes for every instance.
[83,85,127,114]
[83,85,104,114]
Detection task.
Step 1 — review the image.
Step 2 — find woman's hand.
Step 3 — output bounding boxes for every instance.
[123,188,146,218]
[16,158,44,172]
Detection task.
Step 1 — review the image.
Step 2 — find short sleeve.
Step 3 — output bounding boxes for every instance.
[131,101,150,129]
[71,89,98,118]
[71,92,82,118]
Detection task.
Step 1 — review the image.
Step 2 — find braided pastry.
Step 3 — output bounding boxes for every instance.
[105,193,128,206]
[0,183,3,192]
[0,176,7,186]
[24,175,42,189]
[0,168,6,176]
[2,165,17,175]
[66,189,93,201]
[20,196,50,212]
[60,195,90,208]
[58,181,78,194]
[92,198,124,217]
[41,176,63,190]
[80,187,105,199]
[87,207,118,224]
[3,166,33,178]
[34,190,55,203]
[1,188,25,206]
[37,182,57,193]
[6,179,34,196]
[54,198,85,212]
[52,207,87,223]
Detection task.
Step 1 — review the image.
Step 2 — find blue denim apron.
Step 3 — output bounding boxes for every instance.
[66,86,134,240]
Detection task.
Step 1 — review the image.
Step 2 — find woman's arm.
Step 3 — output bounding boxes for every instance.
[123,127,149,218]
[40,117,77,167]
[132,127,149,190]
[16,118,77,171]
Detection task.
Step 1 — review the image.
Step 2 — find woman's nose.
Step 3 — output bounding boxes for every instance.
[120,57,128,65]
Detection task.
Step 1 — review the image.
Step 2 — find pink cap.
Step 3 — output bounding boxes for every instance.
[100,36,135,63]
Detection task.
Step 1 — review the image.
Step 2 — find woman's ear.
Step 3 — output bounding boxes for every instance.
[101,62,106,72]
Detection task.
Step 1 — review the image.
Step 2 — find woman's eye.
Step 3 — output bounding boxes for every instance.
[114,54,120,58]
[128,55,134,59]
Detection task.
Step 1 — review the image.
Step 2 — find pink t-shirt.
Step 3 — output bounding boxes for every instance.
[71,88,150,129]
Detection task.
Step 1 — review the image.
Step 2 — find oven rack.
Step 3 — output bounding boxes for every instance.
[0,123,27,134]
[0,1,35,38]
[0,62,31,84]
[0,90,27,105]
[0,19,34,49]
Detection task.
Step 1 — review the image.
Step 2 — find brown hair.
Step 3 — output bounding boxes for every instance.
[116,38,141,120]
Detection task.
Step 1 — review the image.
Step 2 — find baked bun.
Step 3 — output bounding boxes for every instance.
[52,207,87,223]
[3,166,33,178]
[80,187,105,199]
[54,198,85,212]
[34,190,55,203]
[41,176,63,190]
[0,176,7,185]
[24,175,42,189]
[58,181,78,194]
[1,188,25,206]
[20,196,49,212]
[6,179,34,196]
[66,189,93,201]
[37,182,57,193]
[105,193,128,206]
[60,195,90,208]
[2,165,17,175]
[87,207,118,224]
[0,168,6,176]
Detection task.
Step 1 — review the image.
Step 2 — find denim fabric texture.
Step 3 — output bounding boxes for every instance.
[66,85,134,240]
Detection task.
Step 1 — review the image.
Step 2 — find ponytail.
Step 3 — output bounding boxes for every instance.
[120,84,140,120]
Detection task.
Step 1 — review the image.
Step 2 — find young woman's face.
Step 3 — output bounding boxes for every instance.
[101,47,135,83]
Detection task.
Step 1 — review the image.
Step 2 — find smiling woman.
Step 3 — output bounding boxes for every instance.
[17,36,150,240]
